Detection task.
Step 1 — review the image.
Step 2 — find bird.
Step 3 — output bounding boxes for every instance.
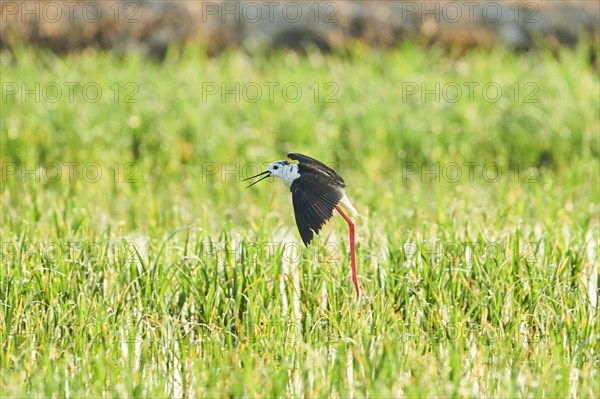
[243,152,360,298]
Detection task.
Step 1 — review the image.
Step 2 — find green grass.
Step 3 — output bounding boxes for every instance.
[1,43,599,397]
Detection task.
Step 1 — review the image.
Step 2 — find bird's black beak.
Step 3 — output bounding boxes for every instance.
[242,170,271,188]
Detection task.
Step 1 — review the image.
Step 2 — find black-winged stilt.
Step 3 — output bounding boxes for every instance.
[243,153,360,298]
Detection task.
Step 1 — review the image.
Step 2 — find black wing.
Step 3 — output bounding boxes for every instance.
[287,152,345,188]
[290,172,344,246]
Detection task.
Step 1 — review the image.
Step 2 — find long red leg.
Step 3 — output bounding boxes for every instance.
[336,206,360,298]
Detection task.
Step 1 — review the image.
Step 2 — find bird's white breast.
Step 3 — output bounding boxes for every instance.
[279,164,300,187]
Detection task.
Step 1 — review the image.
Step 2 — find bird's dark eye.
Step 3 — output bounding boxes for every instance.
[273,165,279,170]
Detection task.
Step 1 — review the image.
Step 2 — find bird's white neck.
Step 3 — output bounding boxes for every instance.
[275,164,300,187]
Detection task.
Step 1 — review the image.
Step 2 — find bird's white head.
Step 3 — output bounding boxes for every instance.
[243,159,300,188]
[267,160,300,187]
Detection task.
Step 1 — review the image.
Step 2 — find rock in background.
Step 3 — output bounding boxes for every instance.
[0,0,195,59]
[1,0,598,58]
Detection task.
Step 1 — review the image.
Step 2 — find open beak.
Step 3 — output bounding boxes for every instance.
[242,170,271,188]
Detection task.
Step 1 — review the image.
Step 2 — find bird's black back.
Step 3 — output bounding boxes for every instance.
[287,152,345,188]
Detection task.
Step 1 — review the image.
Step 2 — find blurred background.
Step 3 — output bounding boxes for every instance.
[2,0,599,58]
[1,1,599,397]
